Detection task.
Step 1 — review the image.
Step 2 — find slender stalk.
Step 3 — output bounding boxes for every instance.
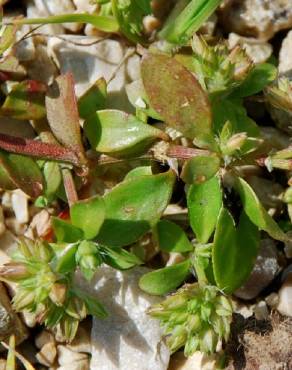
[62,168,78,207]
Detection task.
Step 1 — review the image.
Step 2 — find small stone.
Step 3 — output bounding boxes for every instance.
[21,310,37,328]
[75,266,170,370]
[166,253,185,266]
[72,0,98,13]
[14,25,36,62]
[57,359,90,370]
[277,274,292,318]
[11,190,29,224]
[1,192,12,209]
[265,293,279,308]
[228,33,272,64]
[0,359,6,370]
[279,30,292,75]
[5,218,27,236]
[168,351,218,370]
[36,342,57,367]
[24,44,58,85]
[47,36,137,111]
[57,345,88,366]
[35,330,55,350]
[219,0,292,40]
[284,231,292,258]
[0,230,18,265]
[254,301,269,321]
[25,210,51,239]
[233,300,254,319]
[198,14,217,36]
[143,15,161,35]
[235,239,280,300]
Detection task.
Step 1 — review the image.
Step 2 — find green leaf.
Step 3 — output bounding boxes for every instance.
[84,109,168,158]
[0,151,44,197]
[46,73,86,164]
[181,155,220,184]
[231,63,277,98]
[187,176,222,243]
[0,80,46,120]
[100,245,142,270]
[16,13,119,33]
[51,243,78,273]
[158,0,222,44]
[78,78,107,120]
[97,171,176,247]
[74,289,108,318]
[156,219,193,252]
[43,162,62,199]
[213,209,260,294]
[124,166,152,181]
[234,177,287,241]
[52,217,83,243]
[139,260,191,295]
[141,53,214,149]
[0,24,18,54]
[70,196,105,240]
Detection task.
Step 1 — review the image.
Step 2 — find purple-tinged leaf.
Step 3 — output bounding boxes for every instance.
[0,133,80,166]
[0,80,46,120]
[46,73,86,164]
[141,53,214,149]
[0,150,44,197]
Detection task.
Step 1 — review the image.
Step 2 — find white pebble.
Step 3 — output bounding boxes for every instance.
[11,190,29,224]
[277,274,292,318]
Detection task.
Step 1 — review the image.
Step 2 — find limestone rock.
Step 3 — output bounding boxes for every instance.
[235,239,280,300]
[277,273,292,318]
[219,0,292,40]
[47,36,140,112]
[228,33,272,64]
[75,266,170,370]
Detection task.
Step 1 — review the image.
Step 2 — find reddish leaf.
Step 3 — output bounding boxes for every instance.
[0,80,46,120]
[46,73,86,164]
[0,55,26,81]
[141,53,214,149]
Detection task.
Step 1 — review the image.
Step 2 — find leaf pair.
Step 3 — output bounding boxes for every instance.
[53,171,176,247]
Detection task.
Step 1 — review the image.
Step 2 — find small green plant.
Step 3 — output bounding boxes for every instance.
[0,0,290,362]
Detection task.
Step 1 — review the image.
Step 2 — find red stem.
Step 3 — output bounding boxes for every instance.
[62,168,78,207]
[167,145,212,159]
[0,133,80,166]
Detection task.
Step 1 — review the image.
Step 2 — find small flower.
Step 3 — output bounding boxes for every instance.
[148,283,233,355]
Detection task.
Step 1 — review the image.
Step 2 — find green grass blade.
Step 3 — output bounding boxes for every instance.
[15,13,119,33]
